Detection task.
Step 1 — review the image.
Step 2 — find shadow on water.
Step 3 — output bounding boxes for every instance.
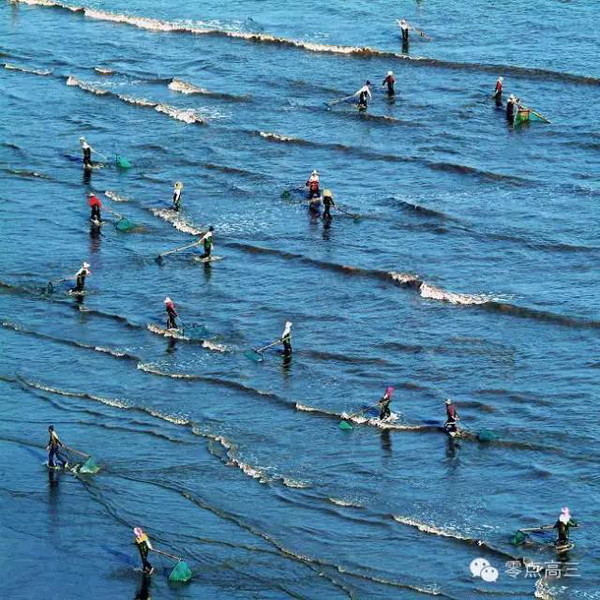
[134,573,152,600]
[380,429,393,454]
[166,337,178,354]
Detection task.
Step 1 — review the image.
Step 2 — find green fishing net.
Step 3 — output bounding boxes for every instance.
[115,155,132,169]
[169,560,192,583]
[116,218,135,232]
[79,456,101,474]
[477,429,498,442]
[510,530,527,546]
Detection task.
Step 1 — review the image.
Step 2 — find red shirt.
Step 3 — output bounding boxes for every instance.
[89,195,102,208]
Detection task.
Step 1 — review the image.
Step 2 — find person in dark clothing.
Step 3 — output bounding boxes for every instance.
[79,137,96,169]
[172,181,183,212]
[444,398,459,433]
[281,321,292,356]
[398,19,410,44]
[506,94,517,122]
[355,81,372,110]
[382,71,395,96]
[554,507,578,546]
[378,386,394,420]
[322,189,336,220]
[164,297,178,329]
[198,226,215,259]
[134,528,154,574]
[493,77,503,107]
[72,262,91,293]
[47,425,68,469]
[89,192,102,223]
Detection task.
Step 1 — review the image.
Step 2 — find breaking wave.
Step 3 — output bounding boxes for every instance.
[16,0,600,86]
[295,402,430,431]
[392,515,520,561]
[3,62,52,76]
[66,76,206,124]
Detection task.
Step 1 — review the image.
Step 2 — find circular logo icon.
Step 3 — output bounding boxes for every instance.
[480,566,499,583]
[470,558,490,577]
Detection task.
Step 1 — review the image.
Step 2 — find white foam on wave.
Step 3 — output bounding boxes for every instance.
[147,323,189,341]
[116,93,156,108]
[151,207,205,235]
[65,77,207,125]
[168,78,210,95]
[392,515,469,541]
[154,103,205,124]
[201,340,227,352]
[66,75,108,95]
[104,190,130,203]
[94,66,114,75]
[419,282,489,306]
[3,62,52,76]
[328,497,363,508]
[94,346,129,358]
[210,434,269,483]
[259,131,296,142]
[137,363,197,379]
[388,271,421,286]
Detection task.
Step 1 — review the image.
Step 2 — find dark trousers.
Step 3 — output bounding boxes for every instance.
[283,340,292,356]
[445,420,457,433]
[74,275,86,292]
[379,406,391,420]
[138,548,152,573]
[91,206,101,221]
[323,205,332,219]
[48,446,66,467]
[166,315,177,329]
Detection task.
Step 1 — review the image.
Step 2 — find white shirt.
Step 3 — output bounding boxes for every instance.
[355,85,372,99]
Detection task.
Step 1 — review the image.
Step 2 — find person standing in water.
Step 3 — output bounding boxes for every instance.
[322,189,336,220]
[88,192,102,223]
[378,387,394,420]
[198,226,215,260]
[506,94,517,122]
[382,71,395,96]
[493,76,503,107]
[281,321,292,356]
[444,398,459,433]
[355,81,372,110]
[172,181,183,212]
[72,262,91,294]
[46,425,68,469]
[79,137,98,169]
[398,19,411,44]
[306,170,320,199]
[164,297,178,329]
[554,507,578,547]
[133,528,154,574]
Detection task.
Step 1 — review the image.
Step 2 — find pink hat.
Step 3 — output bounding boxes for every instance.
[134,527,143,537]
[385,386,395,396]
